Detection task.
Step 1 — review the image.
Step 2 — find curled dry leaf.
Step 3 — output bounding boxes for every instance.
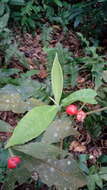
[69,140,86,152]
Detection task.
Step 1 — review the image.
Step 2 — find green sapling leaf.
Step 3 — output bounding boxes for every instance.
[51,53,63,105]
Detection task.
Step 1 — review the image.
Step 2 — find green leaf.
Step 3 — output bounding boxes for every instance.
[0,68,20,78]
[0,90,43,113]
[62,89,97,106]
[93,174,103,188]
[0,84,45,113]
[51,53,63,105]
[5,105,58,148]
[3,167,30,190]
[74,16,81,28]
[13,142,66,160]
[100,173,107,181]
[0,3,5,16]
[0,149,9,168]
[20,69,39,78]
[1,0,9,3]
[53,0,62,7]
[87,175,96,190]
[99,167,107,174]
[98,155,107,163]
[103,70,107,82]
[42,117,79,144]
[0,92,26,113]
[9,0,25,5]
[36,158,86,189]
[5,44,29,69]
[23,156,86,189]
[99,167,107,181]
[79,162,89,174]
[0,120,12,132]
[0,13,9,29]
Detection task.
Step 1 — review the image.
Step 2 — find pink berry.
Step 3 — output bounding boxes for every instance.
[76,110,86,122]
[8,156,21,169]
[66,104,78,115]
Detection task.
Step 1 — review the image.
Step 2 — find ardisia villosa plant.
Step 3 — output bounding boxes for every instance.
[4,53,107,189]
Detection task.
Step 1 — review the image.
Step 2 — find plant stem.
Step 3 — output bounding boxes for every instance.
[86,106,107,115]
[79,103,86,111]
[49,97,59,107]
[59,138,63,159]
[8,148,14,157]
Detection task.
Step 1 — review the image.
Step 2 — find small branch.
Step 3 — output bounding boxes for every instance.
[86,106,107,115]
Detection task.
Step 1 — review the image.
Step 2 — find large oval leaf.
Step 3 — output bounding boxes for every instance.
[51,53,63,105]
[23,156,86,189]
[61,88,97,106]
[5,105,58,148]
[13,142,66,160]
[42,118,79,144]
[36,158,86,189]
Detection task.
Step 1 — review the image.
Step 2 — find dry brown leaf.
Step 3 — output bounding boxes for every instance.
[74,145,86,152]
[77,77,85,84]
[69,140,86,152]
[38,65,48,79]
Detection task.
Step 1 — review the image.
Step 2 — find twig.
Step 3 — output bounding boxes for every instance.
[86,106,107,115]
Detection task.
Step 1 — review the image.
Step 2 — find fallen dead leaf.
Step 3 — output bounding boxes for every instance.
[38,65,48,79]
[69,140,86,152]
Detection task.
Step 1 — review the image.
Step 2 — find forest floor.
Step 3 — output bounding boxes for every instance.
[1,26,107,189]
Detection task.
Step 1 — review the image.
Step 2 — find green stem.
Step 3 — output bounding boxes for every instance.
[79,103,86,111]
[49,97,59,107]
[8,148,14,157]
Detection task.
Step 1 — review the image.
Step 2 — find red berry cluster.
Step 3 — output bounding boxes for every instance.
[8,156,21,169]
[66,104,86,122]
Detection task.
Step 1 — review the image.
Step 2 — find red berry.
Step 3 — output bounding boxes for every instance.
[76,110,86,122]
[66,104,78,115]
[8,156,21,169]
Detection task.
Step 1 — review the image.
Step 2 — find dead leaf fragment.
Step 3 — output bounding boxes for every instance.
[38,65,47,79]
[69,140,86,152]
